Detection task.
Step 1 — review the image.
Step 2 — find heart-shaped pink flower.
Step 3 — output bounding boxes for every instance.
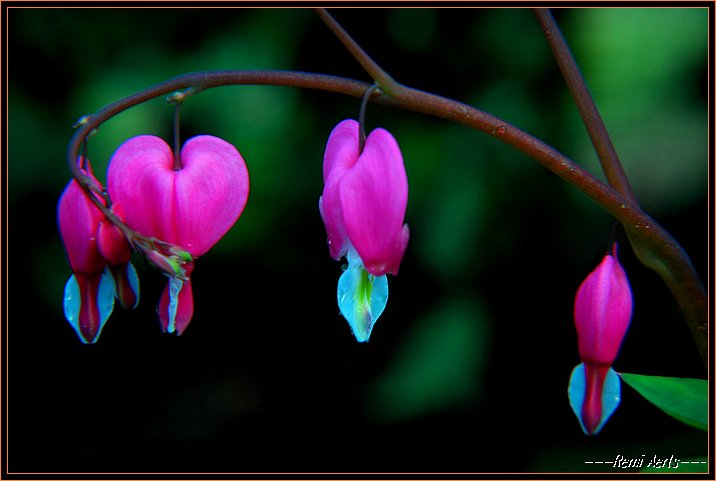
[319,119,409,277]
[107,134,249,334]
[319,119,409,342]
[108,135,249,257]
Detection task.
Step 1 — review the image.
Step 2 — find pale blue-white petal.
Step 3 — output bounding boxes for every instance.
[127,262,140,308]
[63,271,115,344]
[568,362,621,435]
[370,274,388,322]
[599,367,621,432]
[166,277,184,334]
[95,268,116,341]
[345,247,362,269]
[568,363,588,433]
[63,274,85,344]
[337,249,389,342]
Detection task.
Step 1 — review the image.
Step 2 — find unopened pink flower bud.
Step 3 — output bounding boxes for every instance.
[144,249,190,281]
[58,164,116,343]
[568,243,633,435]
[574,244,633,366]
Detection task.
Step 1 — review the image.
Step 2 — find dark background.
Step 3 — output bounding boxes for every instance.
[6,7,709,474]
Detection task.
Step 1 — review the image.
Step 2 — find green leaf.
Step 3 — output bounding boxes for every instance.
[619,372,707,431]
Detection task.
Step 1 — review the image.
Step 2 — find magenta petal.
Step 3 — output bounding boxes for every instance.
[97,203,131,266]
[339,128,409,276]
[107,135,249,257]
[97,221,130,266]
[58,178,105,275]
[107,135,175,243]
[581,362,609,434]
[76,273,102,343]
[323,119,360,183]
[574,245,633,365]
[175,136,250,255]
[320,120,362,259]
[319,185,348,260]
[109,263,139,310]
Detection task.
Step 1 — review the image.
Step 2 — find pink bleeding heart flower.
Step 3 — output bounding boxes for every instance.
[568,243,633,435]
[58,163,138,344]
[107,134,249,335]
[320,119,409,277]
[319,119,409,342]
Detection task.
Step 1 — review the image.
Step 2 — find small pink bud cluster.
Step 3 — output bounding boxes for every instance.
[58,135,249,342]
[57,163,138,343]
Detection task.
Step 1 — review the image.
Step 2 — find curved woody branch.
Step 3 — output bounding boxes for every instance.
[533,8,706,364]
[68,42,707,366]
[315,8,707,365]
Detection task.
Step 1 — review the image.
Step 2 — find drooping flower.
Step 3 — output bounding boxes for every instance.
[568,243,633,435]
[58,163,139,344]
[97,202,140,310]
[107,135,249,334]
[319,119,409,342]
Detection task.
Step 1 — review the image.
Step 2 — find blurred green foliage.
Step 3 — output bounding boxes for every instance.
[365,297,490,422]
[7,7,708,473]
[566,9,707,215]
